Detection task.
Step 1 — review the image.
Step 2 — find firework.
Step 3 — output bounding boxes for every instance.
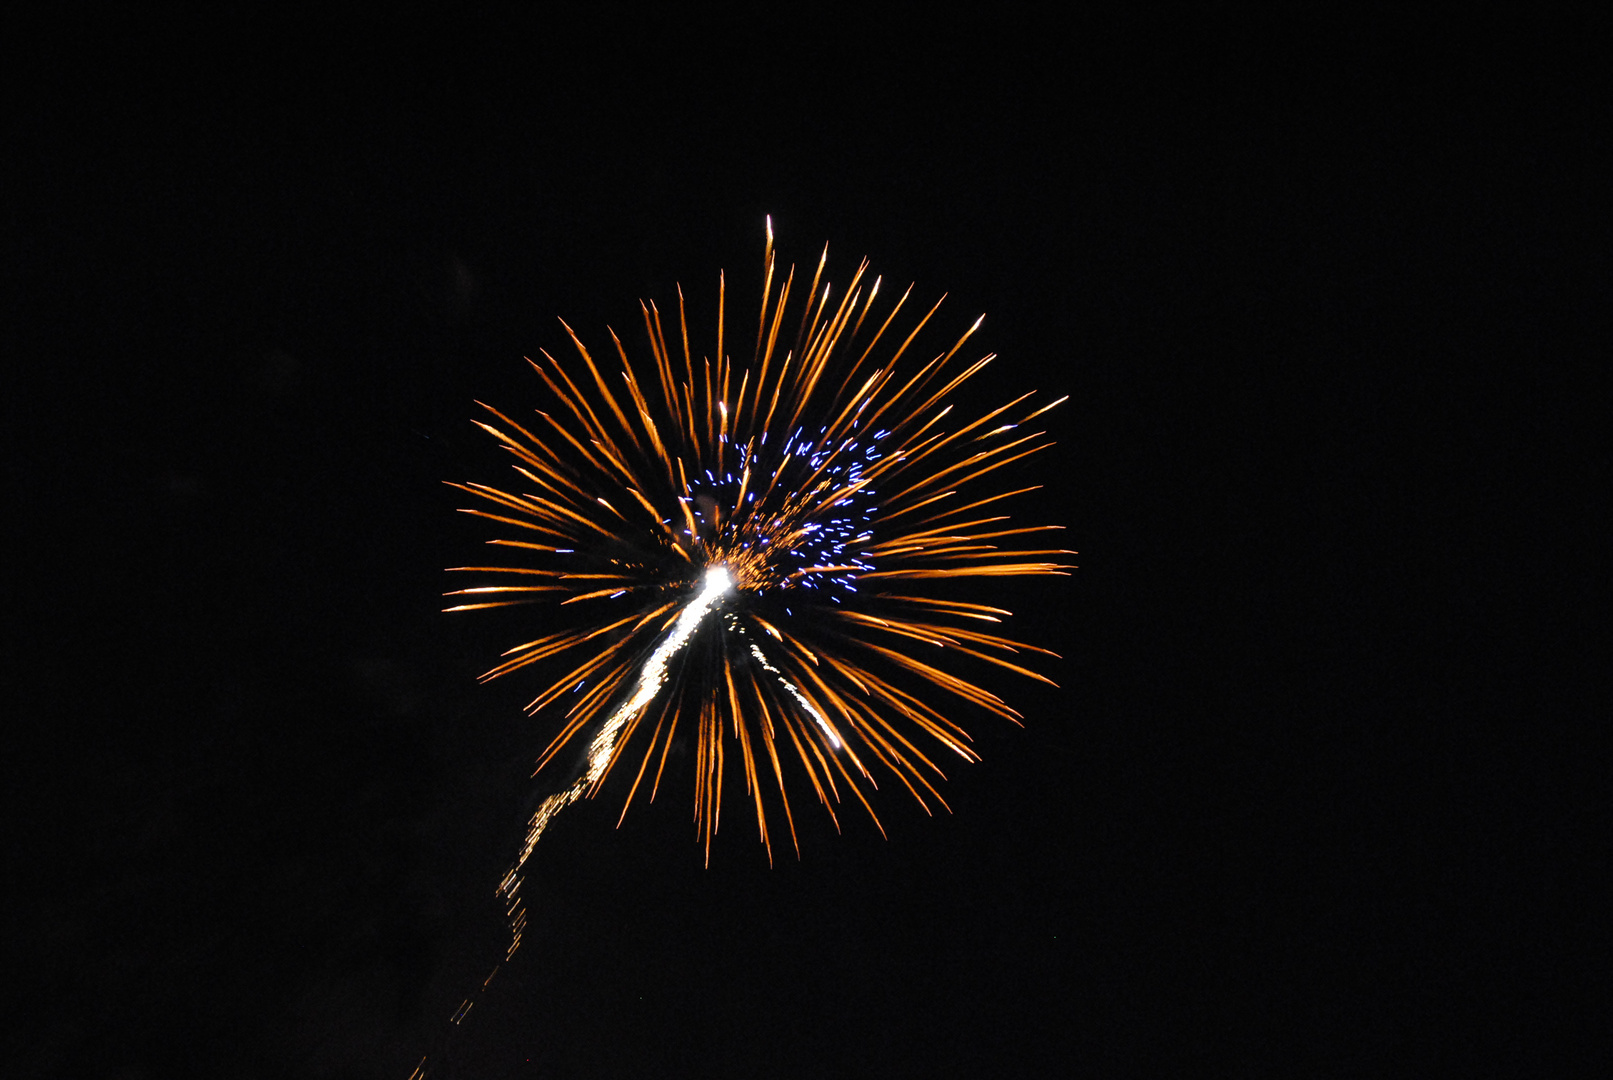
[446,220,1071,986]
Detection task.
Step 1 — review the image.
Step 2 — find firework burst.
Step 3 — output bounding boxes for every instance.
[444,220,1071,989]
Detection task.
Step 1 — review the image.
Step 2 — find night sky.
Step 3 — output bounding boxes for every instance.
[7,13,1597,1079]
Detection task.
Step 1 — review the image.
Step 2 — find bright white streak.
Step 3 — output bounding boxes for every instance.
[497,566,736,959]
[581,566,734,785]
[747,642,841,748]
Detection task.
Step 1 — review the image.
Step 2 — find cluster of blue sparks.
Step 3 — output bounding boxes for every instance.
[674,424,891,602]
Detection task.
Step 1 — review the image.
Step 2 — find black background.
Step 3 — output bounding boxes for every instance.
[5,11,1600,1079]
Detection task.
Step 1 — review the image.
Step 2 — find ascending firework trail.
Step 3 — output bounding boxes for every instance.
[411,220,1072,1077]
